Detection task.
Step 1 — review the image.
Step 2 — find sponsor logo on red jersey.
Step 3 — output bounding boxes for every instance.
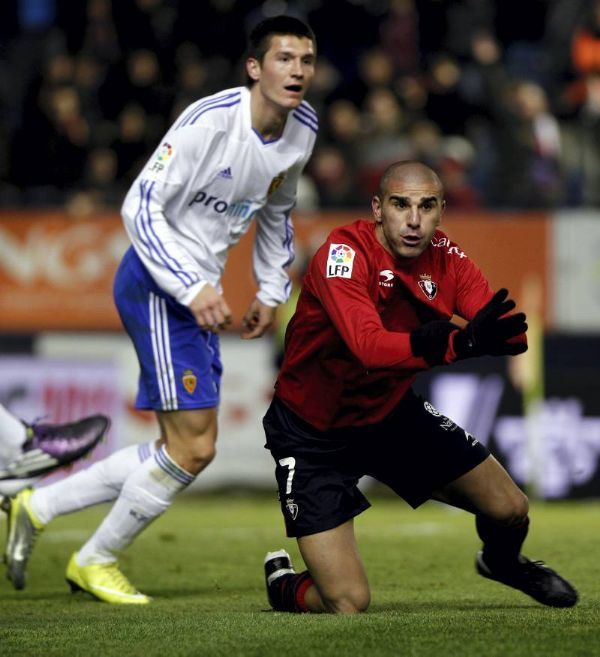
[379,269,394,287]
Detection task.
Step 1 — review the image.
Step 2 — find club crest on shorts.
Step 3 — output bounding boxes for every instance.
[285,498,299,520]
[418,273,438,300]
[182,369,197,394]
[424,401,441,416]
[327,243,355,278]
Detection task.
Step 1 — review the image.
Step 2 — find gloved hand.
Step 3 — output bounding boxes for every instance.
[410,289,528,367]
[410,320,461,366]
[453,288,528,359]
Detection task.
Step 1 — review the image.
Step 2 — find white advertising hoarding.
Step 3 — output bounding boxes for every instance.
[553,210,600,332]
[36,333,278,489]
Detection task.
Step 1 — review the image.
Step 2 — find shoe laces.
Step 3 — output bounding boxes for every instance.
[517,559,552,589]
[27,526,42,555]
[99,563,139,594]
[520,559,547,575]
[23,416,48,442]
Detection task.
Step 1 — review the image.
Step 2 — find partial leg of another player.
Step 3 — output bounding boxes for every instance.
[3,439,158,590]
[265,518,370,614]
[433,454,578,608]
[0,410,110,496]
[65,407,217,604]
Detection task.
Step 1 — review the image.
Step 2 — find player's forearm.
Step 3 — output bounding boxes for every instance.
[341,324,430,372]
[122,193,205,305]
[253,204,296,306]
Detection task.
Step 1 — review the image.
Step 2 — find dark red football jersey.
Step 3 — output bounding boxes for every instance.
[275,219,499,430]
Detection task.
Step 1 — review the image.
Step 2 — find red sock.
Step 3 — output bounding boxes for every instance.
[271,571,314,612]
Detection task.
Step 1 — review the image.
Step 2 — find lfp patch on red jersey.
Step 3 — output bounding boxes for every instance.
[326,243,355,279]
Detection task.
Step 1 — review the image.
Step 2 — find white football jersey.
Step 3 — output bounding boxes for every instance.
[121,86,318,307]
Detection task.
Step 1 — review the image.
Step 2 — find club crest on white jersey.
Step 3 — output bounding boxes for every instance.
[326,243,355,278]
[268,171,287,196]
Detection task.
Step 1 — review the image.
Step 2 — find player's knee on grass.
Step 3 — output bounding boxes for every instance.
[320,582,371,614]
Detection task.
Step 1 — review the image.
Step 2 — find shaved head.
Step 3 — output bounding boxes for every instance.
[372,160,445,261]
[378,161,443,200]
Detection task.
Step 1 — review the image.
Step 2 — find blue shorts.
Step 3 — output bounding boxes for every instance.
[114,247,223,411]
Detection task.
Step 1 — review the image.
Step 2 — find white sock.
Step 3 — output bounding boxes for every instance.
[30,441,158,525]
[0,404,27,463]
[77,445,195,565]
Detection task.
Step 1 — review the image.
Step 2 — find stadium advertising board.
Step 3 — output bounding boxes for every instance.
[552,209,600,331]
[0,211,128,331]
[35,332,278,490]
[0,210,550,331]
[415,335,600,499]
[33,330,600,498]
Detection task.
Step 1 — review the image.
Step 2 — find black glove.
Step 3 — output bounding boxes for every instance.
[410,320,461,366]
[453,288,528,359]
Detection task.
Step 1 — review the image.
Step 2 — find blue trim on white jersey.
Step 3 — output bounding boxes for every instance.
[292,112,318,134]
[284,278,292,299]
[300,101,318,120]
[137,442,152,462]
[282,212,295,268]
[154,446,195,486]
[189,98,241,125]
[135,180,199,288]
[175,91,241,129]
[252,128,282,145]
[294,104,319,129]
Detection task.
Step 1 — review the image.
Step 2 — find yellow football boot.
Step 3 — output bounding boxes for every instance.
[66,552,151,604]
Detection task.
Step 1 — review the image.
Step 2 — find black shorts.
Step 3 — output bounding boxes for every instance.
[263,389,490,538]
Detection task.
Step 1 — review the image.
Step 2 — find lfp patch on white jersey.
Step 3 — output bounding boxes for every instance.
[326,243,355,278]
[146,141,175,180]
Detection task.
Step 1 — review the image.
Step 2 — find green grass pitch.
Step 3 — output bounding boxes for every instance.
[1,492,599,657]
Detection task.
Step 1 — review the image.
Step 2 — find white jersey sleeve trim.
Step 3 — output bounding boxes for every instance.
[123,177,205,305]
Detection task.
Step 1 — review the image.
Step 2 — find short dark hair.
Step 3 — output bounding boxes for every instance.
[245,15,316,85]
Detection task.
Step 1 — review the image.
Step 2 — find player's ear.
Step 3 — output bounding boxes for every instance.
[372,195,382,223]
[246,57,261,83]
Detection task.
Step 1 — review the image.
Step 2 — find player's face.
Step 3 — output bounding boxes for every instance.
[372,174,445,261]
[247,34,316,111]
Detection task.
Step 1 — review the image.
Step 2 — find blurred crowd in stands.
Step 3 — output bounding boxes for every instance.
[1,0,599,213]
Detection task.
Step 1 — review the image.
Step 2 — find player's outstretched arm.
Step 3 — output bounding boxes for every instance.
[189,284,232,333]
[241,298,276,340]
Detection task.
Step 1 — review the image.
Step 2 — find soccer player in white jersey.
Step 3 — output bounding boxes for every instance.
[3,15,318,603]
